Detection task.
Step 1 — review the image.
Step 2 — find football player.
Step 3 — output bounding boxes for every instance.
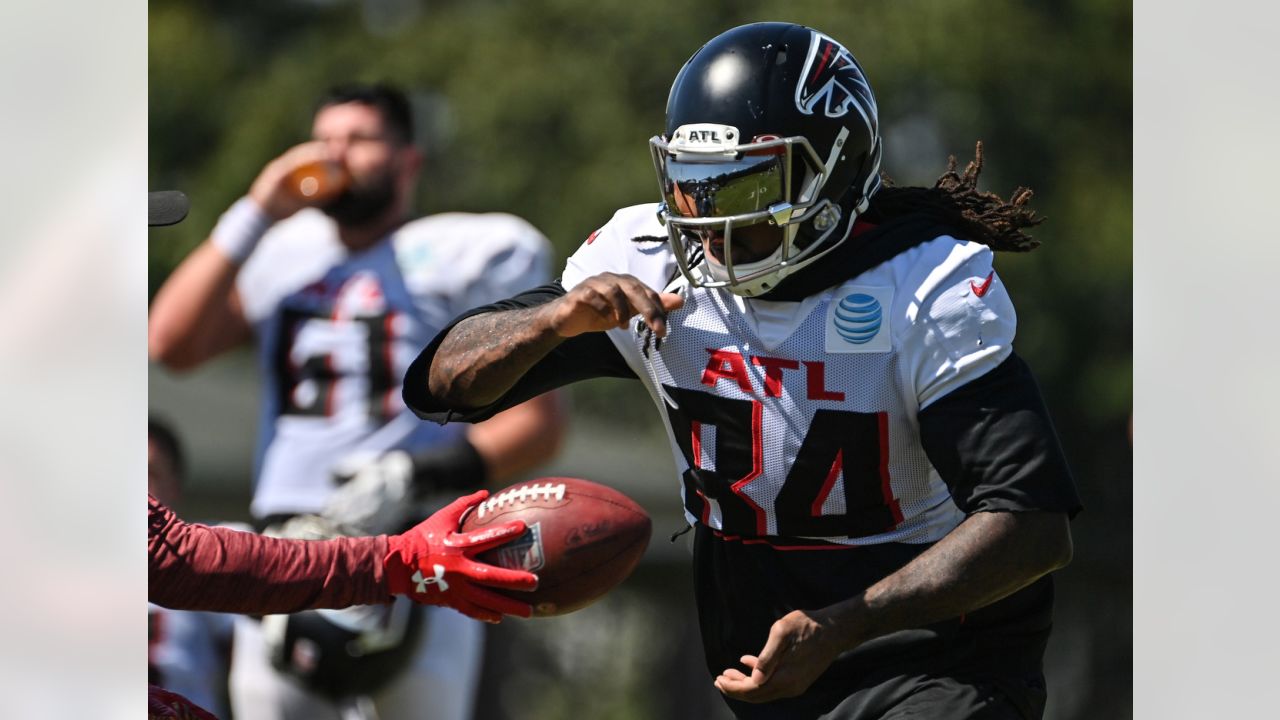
[148,83,565,720]
[404,23,1082,720]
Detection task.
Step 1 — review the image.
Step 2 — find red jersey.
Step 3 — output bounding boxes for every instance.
[148,495,390,613]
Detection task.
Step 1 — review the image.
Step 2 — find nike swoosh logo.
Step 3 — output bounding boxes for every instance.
[971,271,995,298]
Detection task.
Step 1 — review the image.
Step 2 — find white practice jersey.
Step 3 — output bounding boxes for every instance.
[239,209,552,517]
[563,204,1016,546]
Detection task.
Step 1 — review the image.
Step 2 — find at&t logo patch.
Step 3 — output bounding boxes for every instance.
[825,287,892,353]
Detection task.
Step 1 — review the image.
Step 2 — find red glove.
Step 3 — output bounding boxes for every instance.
[384,489,538,622]
[148,684,219,719]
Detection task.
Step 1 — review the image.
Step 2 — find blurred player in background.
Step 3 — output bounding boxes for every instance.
[148,417,234,719]
[149,82,564,720]
[407,23,1082,720]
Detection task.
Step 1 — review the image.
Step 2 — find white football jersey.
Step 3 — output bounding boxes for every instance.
[239,209,552,517]
[563,204,1015,545]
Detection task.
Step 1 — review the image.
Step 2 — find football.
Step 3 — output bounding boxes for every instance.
[459,477,651,617]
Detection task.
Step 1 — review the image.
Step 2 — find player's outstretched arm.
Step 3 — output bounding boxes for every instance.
[428,272,683,408]
[149,494,390,613]
[715,510,1072,702]
[149,490,536,620]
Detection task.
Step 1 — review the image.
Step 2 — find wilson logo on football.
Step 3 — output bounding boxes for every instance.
[833,293,882,345]
[795,31,877,121]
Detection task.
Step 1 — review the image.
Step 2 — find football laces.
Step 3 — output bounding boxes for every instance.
[475,482,567,518]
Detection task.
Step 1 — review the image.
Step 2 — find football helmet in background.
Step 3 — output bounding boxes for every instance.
[261,513,425,701]
[262,600,424,700]
[650,22,883,296]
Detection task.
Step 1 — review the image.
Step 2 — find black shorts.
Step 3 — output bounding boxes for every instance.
[691,524,1055,720]
[814,671,1047,719]
[720,671,1047,720]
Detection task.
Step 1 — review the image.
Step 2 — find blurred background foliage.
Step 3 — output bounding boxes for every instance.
[150,1,1131,717]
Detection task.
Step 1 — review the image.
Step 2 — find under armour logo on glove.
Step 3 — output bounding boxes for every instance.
[412,564,449,593]
[384,489,539,623]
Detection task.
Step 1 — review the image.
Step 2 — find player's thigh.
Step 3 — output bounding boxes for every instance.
[822,674,1044,720]
[229,615,342,720]
[373,606,485,720]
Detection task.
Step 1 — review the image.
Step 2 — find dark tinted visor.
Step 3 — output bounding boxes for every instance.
[660,154,786,219]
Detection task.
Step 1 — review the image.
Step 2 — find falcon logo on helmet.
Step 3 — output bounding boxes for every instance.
[796,33,878,123]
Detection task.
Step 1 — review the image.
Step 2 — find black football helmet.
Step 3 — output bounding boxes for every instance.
[651,22,882,296]
[260,515,424,700]
[262,599,425,700]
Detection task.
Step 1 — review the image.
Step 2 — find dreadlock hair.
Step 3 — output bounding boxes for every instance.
[864,141,1043,252]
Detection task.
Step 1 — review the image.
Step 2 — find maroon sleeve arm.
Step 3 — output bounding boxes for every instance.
[148,495,393,613]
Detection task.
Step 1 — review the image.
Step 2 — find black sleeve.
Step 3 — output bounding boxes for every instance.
[402,281,637,424]
[918,352,1083,518]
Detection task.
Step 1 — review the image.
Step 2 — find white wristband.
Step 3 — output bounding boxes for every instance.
[210,197,272,264]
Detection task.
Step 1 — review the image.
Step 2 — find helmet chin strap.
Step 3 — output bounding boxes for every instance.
[704,231,792,293]
[709,208,835,297]
[726,193,870,298]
